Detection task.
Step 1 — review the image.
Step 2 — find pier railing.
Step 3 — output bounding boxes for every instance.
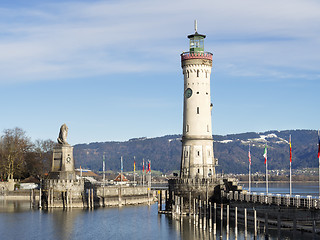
[224,190,320,209]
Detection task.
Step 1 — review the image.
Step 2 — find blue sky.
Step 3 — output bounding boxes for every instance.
[0,0,319,145]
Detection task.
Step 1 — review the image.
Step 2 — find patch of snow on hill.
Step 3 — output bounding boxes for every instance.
[168,138,181,143]
[219,140,233,144]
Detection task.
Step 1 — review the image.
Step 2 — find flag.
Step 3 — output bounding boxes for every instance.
[263,144,267,164]
[248,145,251,165]
[134,160,136,172]
[146,160,151,173]
[143,159,145,172]
[289,135,292,163]
[318,131,320,159]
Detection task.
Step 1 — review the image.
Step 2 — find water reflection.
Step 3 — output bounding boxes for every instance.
[0,200,317,240]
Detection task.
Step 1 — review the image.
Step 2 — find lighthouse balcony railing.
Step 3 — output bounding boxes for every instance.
[181,51,213,61]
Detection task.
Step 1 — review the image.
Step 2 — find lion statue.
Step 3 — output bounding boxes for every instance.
[57,123,68,145]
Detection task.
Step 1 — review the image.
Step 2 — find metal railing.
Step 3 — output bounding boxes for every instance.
[181,52,213,61]
[226,190,320,209]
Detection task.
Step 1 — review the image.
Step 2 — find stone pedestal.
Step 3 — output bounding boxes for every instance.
[49,144,75,180]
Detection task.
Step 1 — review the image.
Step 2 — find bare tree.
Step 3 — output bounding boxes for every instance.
[0,128,33,180]
[31,139,55,176]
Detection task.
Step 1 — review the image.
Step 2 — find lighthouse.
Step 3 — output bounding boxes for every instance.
[180,22,216,180]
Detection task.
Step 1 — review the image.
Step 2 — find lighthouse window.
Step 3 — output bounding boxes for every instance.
[197,151,200,156]
[197,107,199,114]
[187,71,189,78]
[186,125,189,132]
[207,125,209,132]
[197,70,199,77]
[197,92,199,94]
[198,169,200,173]
[206,72,208,78]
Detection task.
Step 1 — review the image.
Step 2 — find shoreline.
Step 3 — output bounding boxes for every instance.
[239,180,319,184]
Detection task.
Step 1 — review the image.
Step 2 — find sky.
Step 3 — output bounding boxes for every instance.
[0,0,319,145]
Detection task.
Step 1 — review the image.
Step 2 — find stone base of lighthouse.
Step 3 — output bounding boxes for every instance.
[180,137,216,179]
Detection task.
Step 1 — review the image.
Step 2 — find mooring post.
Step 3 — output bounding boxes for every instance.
[88,189,91,209]
[160,190,162,212]
[235,206,238,239]
[68,190,70,209]
[165,190,167,211]
[214,202,216,235]
[220,203,223,240]
[196,198,199,227]
[189,192,191,217]
[199,199,202,229]
[209,202,212,232]
[254,209,257,238]
[203,201,206,230]
[70,190,72,209]
[39,187,42,209]
[181,197,183,216]
[277,210,281,239]
[227,204,229,237]
[244,208,247,239]
[293,209,297,237]
[30,189,32,208]
[265,212,268,238]
[51,188,54,207]
[47,188,50,208]
[193,198,196,225]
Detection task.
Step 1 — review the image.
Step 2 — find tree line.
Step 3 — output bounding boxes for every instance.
[0,127,54,180]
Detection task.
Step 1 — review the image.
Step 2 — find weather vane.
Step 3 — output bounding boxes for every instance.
[194,19,197,32]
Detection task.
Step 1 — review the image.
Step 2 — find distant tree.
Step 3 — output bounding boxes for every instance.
[30,139,55,176]
[0,128,33,180]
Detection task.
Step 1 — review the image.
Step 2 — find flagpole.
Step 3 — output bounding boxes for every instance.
[121,156,123,185]
[133,156,136,186]
[249,144,251,193]
[103,154,105,187]
[263,144,268,195]
[289,135,292,196]
[318,130,320,198]
[142,158,145,187]
[266,157,268,194]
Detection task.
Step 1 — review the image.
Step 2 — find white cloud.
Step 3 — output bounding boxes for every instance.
[0,0,319,84]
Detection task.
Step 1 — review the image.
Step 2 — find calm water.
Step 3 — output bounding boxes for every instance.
[0,183,318,240]
[242,182,320,197]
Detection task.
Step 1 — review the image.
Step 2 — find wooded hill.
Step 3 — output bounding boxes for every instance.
[74,130,319,174]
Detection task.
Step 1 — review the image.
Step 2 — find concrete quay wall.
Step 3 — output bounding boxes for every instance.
[94,185,154,207]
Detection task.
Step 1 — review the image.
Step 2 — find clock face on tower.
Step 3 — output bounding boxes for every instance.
[185,88,193,98]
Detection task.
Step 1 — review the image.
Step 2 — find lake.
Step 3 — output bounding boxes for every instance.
[0,182,318,240]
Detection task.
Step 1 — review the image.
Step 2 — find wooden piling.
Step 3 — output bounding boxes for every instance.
[70,190,72,209]
[39,187,42,209]
[220,203,223,240]
[196,199,199,227]
[203,201,206,230]
[160,190,162,212]
[265,212,268,238]
[199,199,202,229]
[244,208,247,239]
[254,209,257,238]
[91,189,94,209]
[209,202,212,232]
[181,197,183,216]
[214,202,216,235]
[227,204,229,237]
[277,210,281,239]
[235,206,238,239]
[88,189,91,208]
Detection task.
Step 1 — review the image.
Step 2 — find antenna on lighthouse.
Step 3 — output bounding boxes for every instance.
[194,20,197,33]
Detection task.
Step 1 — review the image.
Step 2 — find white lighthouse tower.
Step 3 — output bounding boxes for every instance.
[180,22,215,180]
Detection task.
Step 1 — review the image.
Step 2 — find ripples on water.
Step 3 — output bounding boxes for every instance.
[0,182,318,240]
